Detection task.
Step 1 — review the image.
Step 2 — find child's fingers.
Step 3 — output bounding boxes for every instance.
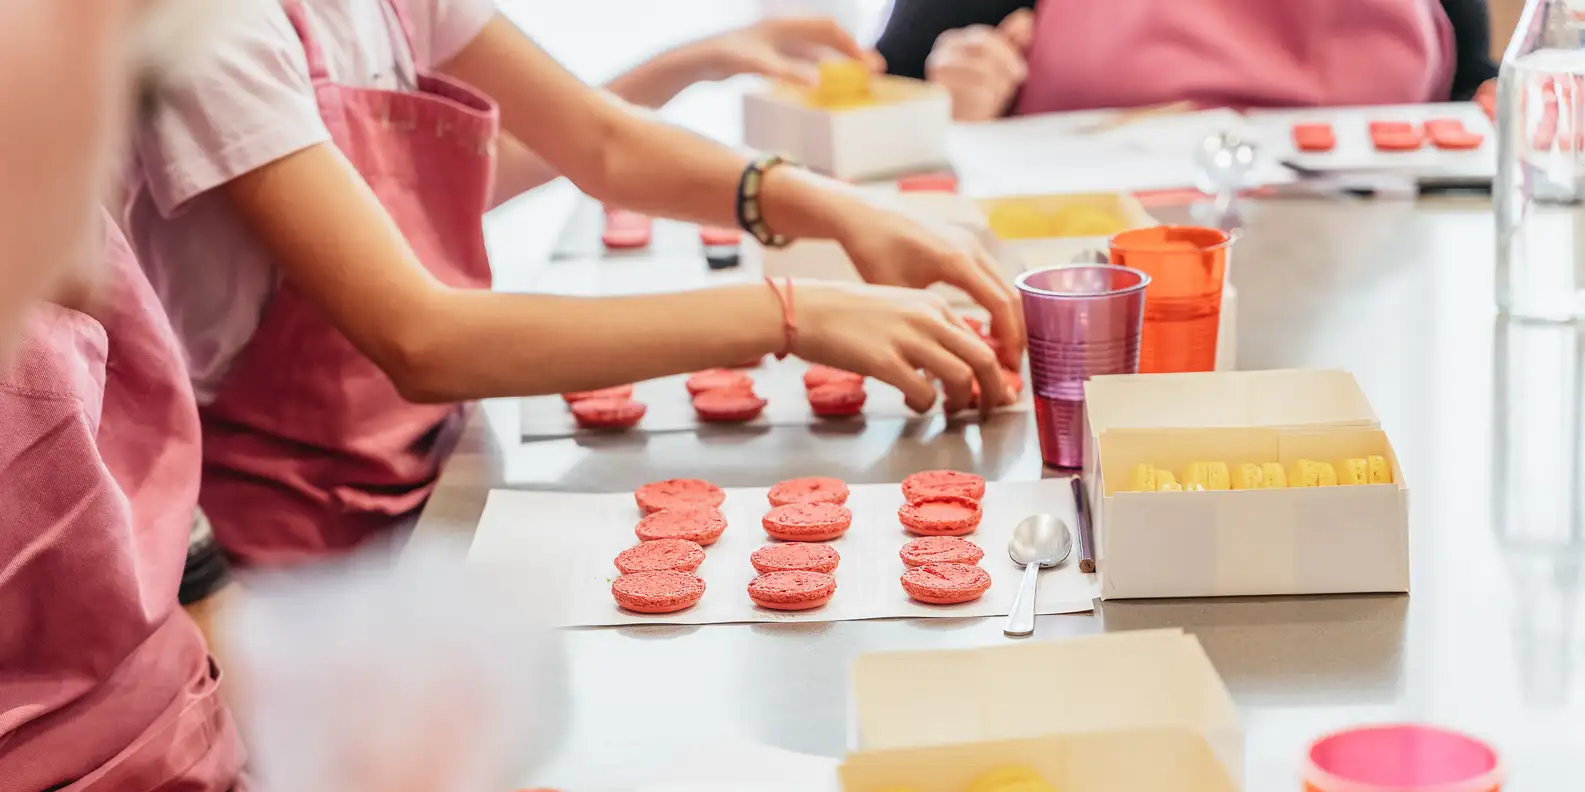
[906,338,977,414]
[763,16,865,61]
[870,354,939,413]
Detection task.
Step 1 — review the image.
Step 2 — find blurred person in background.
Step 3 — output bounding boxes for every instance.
[0,1,251,790]
[875,0,1499,120]
[0,0,145,357]
[221,539,564,792]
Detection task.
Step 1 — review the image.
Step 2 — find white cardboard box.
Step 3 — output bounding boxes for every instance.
[743,76,951,181]
[841,630,1242,792]
[1082,370,1410,600]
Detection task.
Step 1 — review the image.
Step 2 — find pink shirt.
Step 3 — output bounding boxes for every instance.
[123,0,495,404]
[1013,0,1454,115]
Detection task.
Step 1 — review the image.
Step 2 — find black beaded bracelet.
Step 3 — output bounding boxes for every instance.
[736,153,796,248]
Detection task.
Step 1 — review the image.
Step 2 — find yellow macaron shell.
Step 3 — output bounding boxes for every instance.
[1155,470,1178,491]
[1337,458,1368,485]
[811,59,872,107]
[1205,461,1231,490]
[967,767,1057,792]
[1261,462,1287,488]
[1130,463,1157,492]
[1232,462,1263,489]
[1367,454,1392,483]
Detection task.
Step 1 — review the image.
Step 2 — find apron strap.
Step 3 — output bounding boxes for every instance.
[281,1,333,84]
[379,0,421,63]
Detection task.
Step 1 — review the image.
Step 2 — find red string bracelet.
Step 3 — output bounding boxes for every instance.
[763,276,797,360]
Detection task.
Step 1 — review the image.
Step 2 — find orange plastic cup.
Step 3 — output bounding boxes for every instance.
[1108,225,1233,373]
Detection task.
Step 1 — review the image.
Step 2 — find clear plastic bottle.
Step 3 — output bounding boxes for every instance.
[1495,0,1585,320]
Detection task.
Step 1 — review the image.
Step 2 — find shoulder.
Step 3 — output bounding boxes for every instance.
[393,0,496,67]
[134,0,330,214]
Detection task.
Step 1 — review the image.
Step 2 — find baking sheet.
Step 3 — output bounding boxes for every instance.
[468,478,1097,627]
[948,108,1296,198]
[518,355,1033,440]
[1246,102,1495,181]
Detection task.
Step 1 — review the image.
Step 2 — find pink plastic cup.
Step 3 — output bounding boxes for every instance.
[1305,724,1503,792]
[1015,264,1150,469]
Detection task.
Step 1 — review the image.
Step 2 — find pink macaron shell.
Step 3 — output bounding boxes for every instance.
[612,570,706,614]
[748,571,837,611]
[901,563,991,605]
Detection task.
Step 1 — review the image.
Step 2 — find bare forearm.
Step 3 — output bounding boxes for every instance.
[403,284,784,402]
[488,49,713,207]
[489,132,557,209]
[446,14,871,239]
[603,45,708,108]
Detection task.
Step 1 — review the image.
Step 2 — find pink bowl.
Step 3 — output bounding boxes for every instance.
[1305,724,1502,792]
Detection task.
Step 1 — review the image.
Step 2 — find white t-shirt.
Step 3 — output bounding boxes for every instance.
[124,0,495,403]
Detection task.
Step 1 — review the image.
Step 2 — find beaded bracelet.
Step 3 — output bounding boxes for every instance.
[737,153,797,248]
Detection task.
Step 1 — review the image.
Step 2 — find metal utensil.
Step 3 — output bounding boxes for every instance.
[1004,514,1074,637]
[1071,476,1096,573]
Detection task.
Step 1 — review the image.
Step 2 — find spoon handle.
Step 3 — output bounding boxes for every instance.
[1004,562,1041,636]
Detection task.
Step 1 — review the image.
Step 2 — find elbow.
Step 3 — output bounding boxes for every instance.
[560,98,628,202]
[372,327,462,405]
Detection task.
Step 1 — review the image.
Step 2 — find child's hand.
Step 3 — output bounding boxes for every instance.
[690,17,885,87]
[794,281,1015,415]
[834,208,1024,370]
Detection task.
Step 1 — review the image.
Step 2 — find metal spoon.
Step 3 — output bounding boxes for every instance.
[1004,514,1073,637]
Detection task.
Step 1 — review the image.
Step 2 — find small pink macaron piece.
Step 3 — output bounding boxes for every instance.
[562,384,634,404]
[635,478,726,514]
[767,476,850,507]
[686,368,754,396]
[901,563,991,605]
[748,571,837,611]
[762,502,853,542]
[901,469,986,503]
[899,536,985,567]
[614,538,707,574]
[808,384,867,418]
[635,506,728,546]
[898,495,984,536]
[570,397,646,430]
[803,365,864,390]
[692,389,767,423]
[612,570,706,614]
[750,542,841,574]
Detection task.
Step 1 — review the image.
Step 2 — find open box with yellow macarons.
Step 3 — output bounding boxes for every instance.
[743,61,952,182]
[838,630,1242,792]
[1082,369,1409,600]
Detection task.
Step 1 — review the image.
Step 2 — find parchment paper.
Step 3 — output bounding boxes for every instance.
[468,478,1096,627]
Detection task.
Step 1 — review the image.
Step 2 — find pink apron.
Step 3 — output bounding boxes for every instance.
[1013,0,1455,114]
[0,215,244,791]
[198,0,497,567]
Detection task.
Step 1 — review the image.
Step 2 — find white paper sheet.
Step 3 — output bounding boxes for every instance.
[948,109,1295,198]
[518,356,1032,440]
[1245,102,1495,180]
[469,479,1097,627]
[638,741,841,792]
